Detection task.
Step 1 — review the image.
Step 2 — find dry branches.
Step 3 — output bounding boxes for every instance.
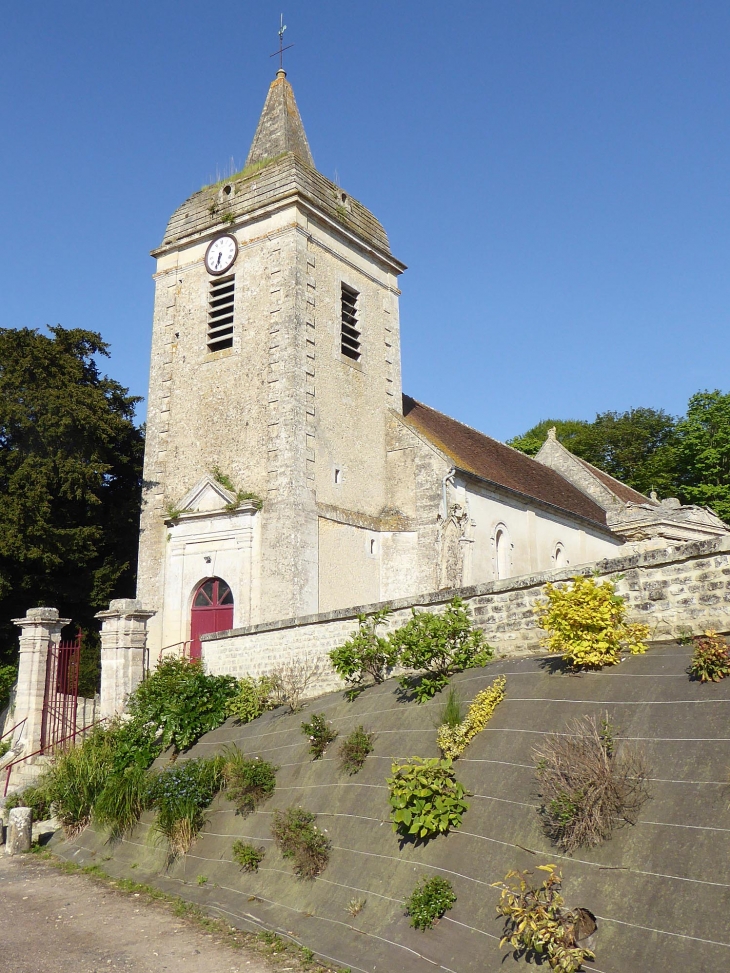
[534,714,650,853]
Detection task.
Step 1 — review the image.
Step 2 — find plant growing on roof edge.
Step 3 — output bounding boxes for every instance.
[338,726,374,775]
[492,865,596,972]
[405,876,456,931]
[387,757,468,841]
[329,608,397,697]
[437,675,506,759]
[688,631,730,682]
[390,597,493,702]
[270,805,331,879]
[210,466,263,511]
[535,575,649,669]
[301,713,338,759]
[533,714,650,853]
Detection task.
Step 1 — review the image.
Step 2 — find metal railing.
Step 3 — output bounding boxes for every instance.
[3,716,107,797]
[158,640,192,662]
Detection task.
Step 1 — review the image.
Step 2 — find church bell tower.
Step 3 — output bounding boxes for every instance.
[136,69,406,661]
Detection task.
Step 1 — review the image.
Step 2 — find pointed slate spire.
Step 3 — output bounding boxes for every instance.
[245,69,314,169]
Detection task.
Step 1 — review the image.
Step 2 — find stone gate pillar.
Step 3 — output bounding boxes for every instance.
[12,608,70,755]
[96,599,155,718]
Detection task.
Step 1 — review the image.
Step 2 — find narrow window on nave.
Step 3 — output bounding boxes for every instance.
[207,275,235,352]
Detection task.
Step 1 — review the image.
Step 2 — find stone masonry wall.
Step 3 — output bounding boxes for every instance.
[202,535,730,696]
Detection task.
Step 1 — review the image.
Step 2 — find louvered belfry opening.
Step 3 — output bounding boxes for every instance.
[340,283,361,361]
[207,275,235,352]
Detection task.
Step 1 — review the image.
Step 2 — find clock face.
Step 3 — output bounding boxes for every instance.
[205,234,238,275]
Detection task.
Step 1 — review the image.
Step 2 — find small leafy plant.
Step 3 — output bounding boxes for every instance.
[535,575,649,669]
[438,685,465,729]
[301,713,338,759]
[534,714,650,853]
[492,865,595,972]
[387,757,468,841]
[232,839,265,872]
[146,756,225,856]
[329,608,397,696]
[688,631,730,682]
[405,876,456,931]
[338,726,374,775]
[346,896,366,917]
[227,675,277,723]
[4,783,52,821]
[222,746,277,815]
[437,676,506,759]
[391,597,493,701]
[271,805,331,879]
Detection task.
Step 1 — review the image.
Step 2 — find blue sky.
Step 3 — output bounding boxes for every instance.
[1,1,728,440]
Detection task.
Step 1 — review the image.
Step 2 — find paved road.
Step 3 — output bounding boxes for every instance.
[0,853,274,973]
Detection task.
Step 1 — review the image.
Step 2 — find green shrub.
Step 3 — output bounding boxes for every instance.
[438,686,465,729]
[232,839,265,872]
[0,740,10,760]
[40,726,118,836]
[338,726,374,775]
[147,756,225,856]
[0,663,17,711]
[688,631,730,682]
[405,875,456,931]
[226,675,277,723]
[437,675,506,759]
[329,608,397,695]
[271,805,331,879]
[387,757,468,841]
[390,598,493,701]
[93,763,151,839]
[535,576,649,669]
[492,865,595,972]
[127,657,238,754]
[301,713,338,760]
[222,746,277,815]
[5,782,52,821]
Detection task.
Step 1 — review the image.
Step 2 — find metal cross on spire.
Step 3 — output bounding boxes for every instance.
[270,13,294,71]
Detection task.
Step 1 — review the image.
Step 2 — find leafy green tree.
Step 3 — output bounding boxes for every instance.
[0,326,144,691]
[675,391,730,522]
[509,409,678,496]
[508,419,590,458]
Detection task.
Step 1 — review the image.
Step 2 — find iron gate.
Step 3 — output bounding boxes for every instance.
[40,631,81,753]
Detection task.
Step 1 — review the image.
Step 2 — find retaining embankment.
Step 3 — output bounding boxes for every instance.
[51,642,730,973]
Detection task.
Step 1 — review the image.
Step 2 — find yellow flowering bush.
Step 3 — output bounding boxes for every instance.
[437,676,506,758]
[535,576,649,669]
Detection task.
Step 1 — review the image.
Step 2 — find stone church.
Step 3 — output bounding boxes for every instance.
[136,69,727,662]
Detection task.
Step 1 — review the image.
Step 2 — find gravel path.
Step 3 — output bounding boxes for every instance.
[0,853,274,973]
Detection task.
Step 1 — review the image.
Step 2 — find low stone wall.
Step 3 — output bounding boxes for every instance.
[202,535,730,694]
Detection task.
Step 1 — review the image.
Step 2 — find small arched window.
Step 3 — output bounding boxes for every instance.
[554,544,565,569]
[495,526,511,580]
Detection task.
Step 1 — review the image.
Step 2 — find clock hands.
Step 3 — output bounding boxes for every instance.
[215,251,223,268]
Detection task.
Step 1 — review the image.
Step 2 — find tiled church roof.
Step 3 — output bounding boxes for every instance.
[574,455,650,505]
[401,395,611,529]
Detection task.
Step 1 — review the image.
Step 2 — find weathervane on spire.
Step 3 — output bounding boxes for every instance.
[270,13,294,71]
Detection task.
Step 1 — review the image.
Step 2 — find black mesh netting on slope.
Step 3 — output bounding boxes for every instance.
[52,643,730,973]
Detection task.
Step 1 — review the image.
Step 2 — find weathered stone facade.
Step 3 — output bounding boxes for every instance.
[203,535,730,696]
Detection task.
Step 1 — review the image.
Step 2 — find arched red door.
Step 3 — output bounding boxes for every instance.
[190,578,234,659]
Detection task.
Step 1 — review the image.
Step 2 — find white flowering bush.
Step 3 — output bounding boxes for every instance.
[146,756,225,856]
